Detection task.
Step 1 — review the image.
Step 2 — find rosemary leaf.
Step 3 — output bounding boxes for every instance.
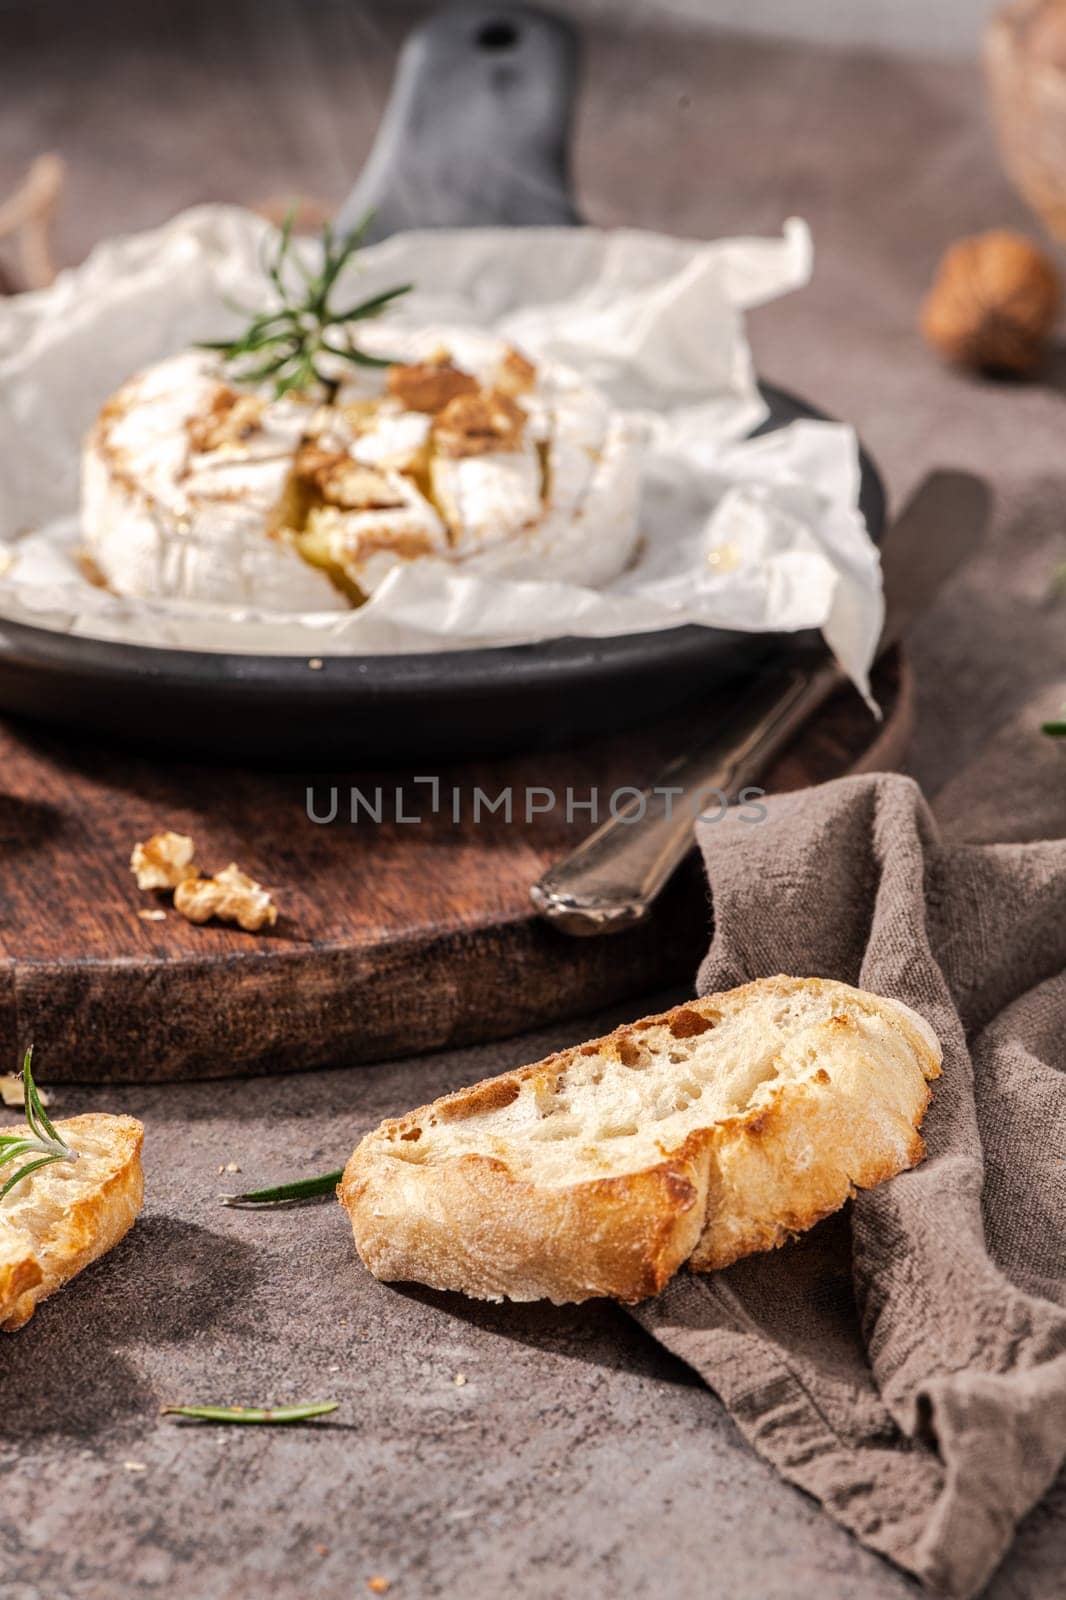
[220,1170,343,1207]
[1042,720,1066,738]
[0,1139,43,1167]
[319,341,393,369]
[161,1401,339,1425]
[23,1047,61,1144]
[240,350,299,385]
[330,283,414,323]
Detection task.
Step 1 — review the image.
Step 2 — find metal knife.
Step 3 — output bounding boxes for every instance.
[530,470,989,936]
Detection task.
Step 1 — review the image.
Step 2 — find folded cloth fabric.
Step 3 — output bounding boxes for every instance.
[630,771,1066,1599]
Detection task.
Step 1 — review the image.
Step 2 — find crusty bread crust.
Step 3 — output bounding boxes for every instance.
[339,977,942,1305]
[0,1245,42,1328]
[0,1113,144,1332]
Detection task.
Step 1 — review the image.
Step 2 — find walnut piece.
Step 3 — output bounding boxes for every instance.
[173,863,278,933]
[188,388,266,452]
[921,230,1061,374]
[131,831,199,891]
[433,389,527,457]
[493,345,537,396]
[386,360,479,414]
[296,446,406,510]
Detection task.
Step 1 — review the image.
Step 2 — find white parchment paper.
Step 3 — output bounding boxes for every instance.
[0,206,882,693]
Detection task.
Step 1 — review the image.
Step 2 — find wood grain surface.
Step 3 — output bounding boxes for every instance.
[0,648,909,1082]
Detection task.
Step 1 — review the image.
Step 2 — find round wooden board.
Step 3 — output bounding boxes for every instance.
[0,648,911,1082]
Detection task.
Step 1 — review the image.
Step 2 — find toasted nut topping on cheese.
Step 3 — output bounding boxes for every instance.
[323,464,409,511]
[295,446,407,511]
[433,390,527,457]
[386,360,479,414]
[188,389,266,453]
[173,863,278,933]
[130,831,199,891]
[494,346,537,396]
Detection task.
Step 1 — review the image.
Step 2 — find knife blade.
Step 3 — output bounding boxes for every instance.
[530,470,990,936]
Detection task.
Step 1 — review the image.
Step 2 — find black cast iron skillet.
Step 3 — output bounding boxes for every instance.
[0,5,884,764]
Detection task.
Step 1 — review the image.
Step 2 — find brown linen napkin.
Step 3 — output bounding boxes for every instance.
[630,770,1066,1599]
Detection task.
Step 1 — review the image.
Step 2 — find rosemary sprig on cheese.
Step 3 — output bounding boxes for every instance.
[199,210,412,403]
[0,1046,78,1202]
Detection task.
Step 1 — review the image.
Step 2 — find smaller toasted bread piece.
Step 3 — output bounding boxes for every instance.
[339,977,941,1305]
[0,1113,144,1331]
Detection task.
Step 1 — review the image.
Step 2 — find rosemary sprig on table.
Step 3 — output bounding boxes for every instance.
[198,210,412,403]
[220,1170,343,1208]
[161,1401,339,1425]
[0,1047,77,1201]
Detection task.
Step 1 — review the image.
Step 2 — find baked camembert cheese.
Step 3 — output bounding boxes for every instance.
[81,328,642,609]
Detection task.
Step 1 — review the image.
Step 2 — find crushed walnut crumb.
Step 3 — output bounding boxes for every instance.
[130,831,199,891]
[493,345,537,396]
[296,446,406,511]
[173,863,278,933]
[131,832,278,933]
[386,359,479,414]
[74,547,112,590]
[433,390,527,457]
[188,388,266,453]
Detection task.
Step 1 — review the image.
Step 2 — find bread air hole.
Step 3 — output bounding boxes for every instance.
[530,1118,582,1142]
[668,1008,718,1039]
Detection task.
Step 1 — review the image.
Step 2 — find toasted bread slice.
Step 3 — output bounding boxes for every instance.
[0,1113,144,1331]
[339,977,941,1305]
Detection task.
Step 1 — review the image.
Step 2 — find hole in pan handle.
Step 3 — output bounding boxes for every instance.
[335,3,583,243]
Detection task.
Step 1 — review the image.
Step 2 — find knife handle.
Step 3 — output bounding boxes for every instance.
[336,5,582,242]
[529,659,842,935]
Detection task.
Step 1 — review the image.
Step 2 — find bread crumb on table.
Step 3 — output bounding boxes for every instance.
[0,1073,52,1109]
[367,1579,391,1595]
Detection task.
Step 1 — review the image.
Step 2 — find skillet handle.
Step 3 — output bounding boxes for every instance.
[336,4,582,242]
